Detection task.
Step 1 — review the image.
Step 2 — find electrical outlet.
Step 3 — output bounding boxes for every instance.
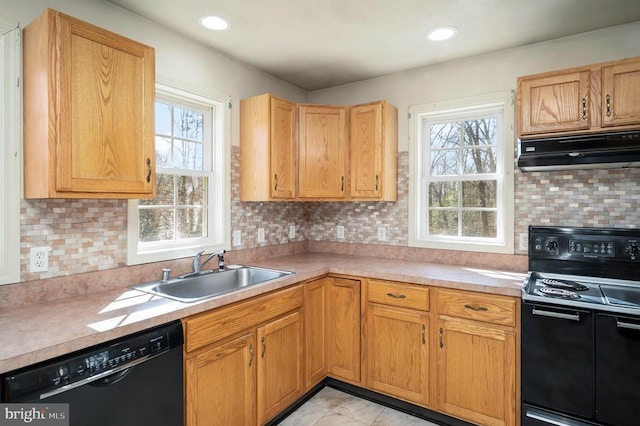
[377,227,387,241]
[337,225,345,239]
[29,246,49,273]
[232,230,242,247]
[257,228,265,243]
[519,233,529,251]
[289,225,296,239]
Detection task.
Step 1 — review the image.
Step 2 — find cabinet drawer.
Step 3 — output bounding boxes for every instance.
[184,284,303,352]
[436,289,516,326]
[367,279,429,311]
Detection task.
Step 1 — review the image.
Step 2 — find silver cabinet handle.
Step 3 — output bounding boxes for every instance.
[532,307,580,321]
[616,320,640,331]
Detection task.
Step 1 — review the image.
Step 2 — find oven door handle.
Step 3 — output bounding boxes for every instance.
[532,307,580,321]
[616,320,640,331]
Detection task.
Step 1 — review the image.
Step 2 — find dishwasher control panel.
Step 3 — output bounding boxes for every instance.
[1,321,183,402]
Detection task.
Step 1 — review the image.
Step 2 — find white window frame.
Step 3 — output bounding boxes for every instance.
[408,91,515,254]
[0,25,21,285]
[127,83,230,265]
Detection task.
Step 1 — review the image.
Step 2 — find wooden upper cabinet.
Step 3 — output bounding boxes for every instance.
[350,101,398,201]
[602,60,640,127]
[240,94,296,201]
[518,56,640,137]
[298,104,348,199]
[23,8,155,199]
[518,71,591,135]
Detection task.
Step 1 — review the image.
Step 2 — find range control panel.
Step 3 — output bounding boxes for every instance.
[528,226,640,281]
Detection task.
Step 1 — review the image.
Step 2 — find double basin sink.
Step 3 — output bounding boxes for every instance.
[132,266,294,302]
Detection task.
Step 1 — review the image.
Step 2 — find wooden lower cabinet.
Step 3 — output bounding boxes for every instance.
[185,333,256,426]
[304,277,328,389]
[257,311,304,425]
[435,289,518,426]
[183,285,304,426]
[366,304,429,405]
[327,277,362,383]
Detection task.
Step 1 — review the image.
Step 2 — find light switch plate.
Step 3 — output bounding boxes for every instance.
[289,225,296,239]
[377,227,387,241]
[257,228,265,243]
[337,225,345,239]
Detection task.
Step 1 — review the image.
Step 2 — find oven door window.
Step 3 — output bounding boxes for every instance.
[595,313,640,426]
[521,303,594,419]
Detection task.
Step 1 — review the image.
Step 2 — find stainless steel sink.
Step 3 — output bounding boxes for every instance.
[132,266,294,302]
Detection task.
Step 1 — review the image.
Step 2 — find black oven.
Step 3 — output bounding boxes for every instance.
[521,226,640,426]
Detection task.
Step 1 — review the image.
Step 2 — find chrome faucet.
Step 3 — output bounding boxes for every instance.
[192,249,226,273]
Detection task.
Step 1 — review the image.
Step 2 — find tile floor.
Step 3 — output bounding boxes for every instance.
[278,387,440,426]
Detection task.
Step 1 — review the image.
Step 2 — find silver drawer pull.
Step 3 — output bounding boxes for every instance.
[616,320,640,331]
[532,307,580,321]
[387,292,406,299]
[464,304,488,312]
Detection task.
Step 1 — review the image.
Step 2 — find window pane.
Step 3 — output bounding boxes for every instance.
[173,107,203,141]
[462,180,496,208]
[177,208,206,239]
[430,122,461,149]
[172,140,204,170]
[429,210,458,236]
[155,136,172,168]
[462,211,497,238]
[139,208,175,242]
[463,118,497,147]
[177,176,207,206]
[429,181,458,208]
[462,147,497,174]
[430,149,459,176]
[141,174,174,205]
[155,103,172,135]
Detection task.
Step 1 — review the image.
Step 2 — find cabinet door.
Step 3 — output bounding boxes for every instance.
[327,277,361,383]
[304,278,327,389]
[436,317,516,426]
[257,311,304,425]
[270,96,296,198]
[519,71,591,135]
[185,333,256,426]
[298,105,348,199]
[350,102,383,198]
[602,60,640,127]
[367,305,429,405]
[23,9,155,198]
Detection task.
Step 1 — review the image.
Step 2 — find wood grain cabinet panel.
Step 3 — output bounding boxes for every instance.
[350,101,398,201]
[23,8,155,198]
[367,279,429,311]
[257,311,304,425]
[327,277,361,383]
[366,304,429,406]
[518,71,591,135]
[240,93,296,200]
[436,289,516,327]
[298,104,349,199]
[602,60,640,127]
[304,277,328,389]
[185,333,256,426]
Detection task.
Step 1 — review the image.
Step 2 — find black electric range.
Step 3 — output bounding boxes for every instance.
[521,226,640,426]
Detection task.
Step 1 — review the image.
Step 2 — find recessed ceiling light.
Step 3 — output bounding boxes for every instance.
[426,27,457,41]
[199,15,230,31]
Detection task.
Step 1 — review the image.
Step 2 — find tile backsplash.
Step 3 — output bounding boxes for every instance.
[17,146,640,282]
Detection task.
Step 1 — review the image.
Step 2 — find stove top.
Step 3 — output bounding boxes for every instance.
[522,271,640,314]
[523,226,640,314]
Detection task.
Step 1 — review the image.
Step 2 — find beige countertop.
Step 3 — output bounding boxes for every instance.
[0,252,525,374]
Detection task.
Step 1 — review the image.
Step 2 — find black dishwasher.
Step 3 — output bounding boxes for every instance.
[2,320,184,426]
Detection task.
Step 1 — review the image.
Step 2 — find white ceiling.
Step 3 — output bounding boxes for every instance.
[107,0,640,91]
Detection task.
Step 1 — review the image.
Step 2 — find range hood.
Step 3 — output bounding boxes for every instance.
[517,130,640,171]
